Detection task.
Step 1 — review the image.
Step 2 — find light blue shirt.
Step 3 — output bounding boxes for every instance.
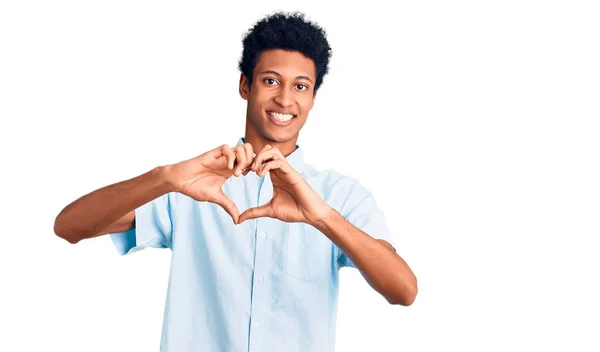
[109,137,396,352]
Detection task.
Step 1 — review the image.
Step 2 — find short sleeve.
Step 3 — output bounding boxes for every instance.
[109,192,175,256]
[335,185,396,269]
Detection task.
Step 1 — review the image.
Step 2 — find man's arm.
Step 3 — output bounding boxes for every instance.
[54,142,260,244]
[312,208,418,306]
[234,145,418,305]
[54,166,172,244]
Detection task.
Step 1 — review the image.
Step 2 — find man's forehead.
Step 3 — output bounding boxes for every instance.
[254,49,316,80]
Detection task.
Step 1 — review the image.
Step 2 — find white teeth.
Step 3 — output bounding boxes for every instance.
[269,111,294,121]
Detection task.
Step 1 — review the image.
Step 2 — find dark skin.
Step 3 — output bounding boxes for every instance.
[239,49,315,160]
[234,49,418,305]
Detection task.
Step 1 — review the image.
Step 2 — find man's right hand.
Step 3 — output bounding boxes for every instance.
[162,143,255,224]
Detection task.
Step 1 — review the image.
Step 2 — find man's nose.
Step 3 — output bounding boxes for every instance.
[273,87,293,107]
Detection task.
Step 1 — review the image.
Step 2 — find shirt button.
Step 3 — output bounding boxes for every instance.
[256,276,263,283]
[260,232,266,239]
[254,322,261,328]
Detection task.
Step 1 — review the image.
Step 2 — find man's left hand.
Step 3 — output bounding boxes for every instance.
[237,144,332,225]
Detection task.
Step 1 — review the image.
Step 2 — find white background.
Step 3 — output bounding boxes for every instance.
[1,0,599,351]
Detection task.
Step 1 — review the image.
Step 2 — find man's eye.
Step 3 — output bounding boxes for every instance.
[296,84,307,91]
[264,78,277,85]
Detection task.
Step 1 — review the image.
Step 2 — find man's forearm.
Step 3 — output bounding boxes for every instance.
[312,207,418,306]
[54,165,172,243]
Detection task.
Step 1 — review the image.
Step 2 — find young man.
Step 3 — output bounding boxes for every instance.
[54,11,417,352]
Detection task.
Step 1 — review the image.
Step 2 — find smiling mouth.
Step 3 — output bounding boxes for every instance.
[267,110,296,122]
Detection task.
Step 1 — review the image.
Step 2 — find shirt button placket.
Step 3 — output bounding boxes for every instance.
[249,176,273,351]
[250,234,268,349]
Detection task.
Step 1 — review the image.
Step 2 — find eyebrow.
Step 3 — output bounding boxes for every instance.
[259,70,314,84]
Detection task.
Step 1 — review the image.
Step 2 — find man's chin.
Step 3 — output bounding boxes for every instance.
[262,129,298,143]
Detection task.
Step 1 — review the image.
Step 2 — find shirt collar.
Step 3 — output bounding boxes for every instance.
[236,137,305,175]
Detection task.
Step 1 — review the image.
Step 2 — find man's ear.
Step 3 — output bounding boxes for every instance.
[239,73,250,100]
[309,90,317,109]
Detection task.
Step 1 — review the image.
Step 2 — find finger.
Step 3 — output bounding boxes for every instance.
[219,145,236,170]
[252,145,282,172]
[252,144,272,170]
[259,144,272,153]
[257,159,288,177]
[242,163,252,176]
[234,148,253,176]
[243,143,254,169]
[238,202,273,223]
[209,144,230,159]
[255,144,273,160]
[232,147,246,176]
[240,143,254,175]
[242,161,254,176]
[210,191,240,224]
[243,142,254,162]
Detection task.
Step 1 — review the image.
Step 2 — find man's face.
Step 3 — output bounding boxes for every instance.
[239,49,317,143]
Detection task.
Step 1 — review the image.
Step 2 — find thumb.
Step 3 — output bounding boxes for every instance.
[210,191,240,224]
[239,201,273,223]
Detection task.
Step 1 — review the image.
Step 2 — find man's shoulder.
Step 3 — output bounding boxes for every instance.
[304,166,368,196]
[305,165,349,182]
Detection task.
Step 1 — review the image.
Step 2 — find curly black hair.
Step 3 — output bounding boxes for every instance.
[238,11,332,94]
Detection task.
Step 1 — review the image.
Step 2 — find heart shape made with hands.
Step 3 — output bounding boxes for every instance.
[208,144,330,226]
